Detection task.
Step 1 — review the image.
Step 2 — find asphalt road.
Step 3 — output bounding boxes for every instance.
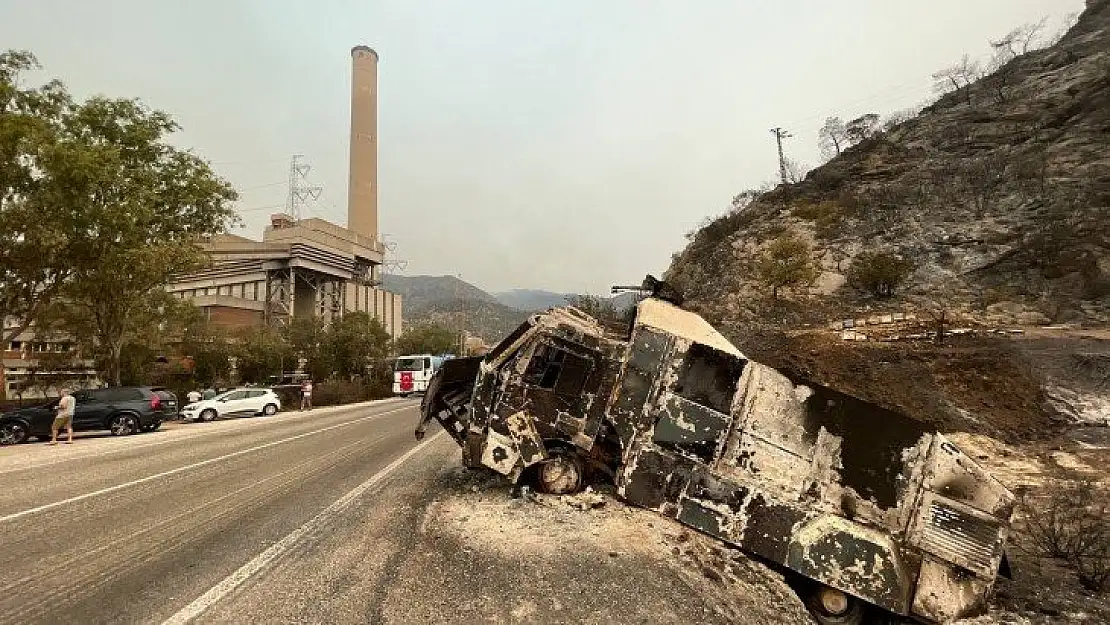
[0,397,803,625]
[0,398,439,625]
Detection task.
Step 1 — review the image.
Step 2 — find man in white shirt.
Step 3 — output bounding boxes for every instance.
[186,389,202,404]
[50,386,76,445]
[300,380,313,411]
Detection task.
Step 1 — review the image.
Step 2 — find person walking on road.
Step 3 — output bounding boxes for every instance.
[300,379,313,411]
[50,386,76,445]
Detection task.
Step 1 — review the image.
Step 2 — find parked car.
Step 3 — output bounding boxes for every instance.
[152,388,180,419]
[0,386,175,445]
[180,388,281,422]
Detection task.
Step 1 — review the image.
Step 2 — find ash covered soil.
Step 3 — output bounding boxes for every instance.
[393,466,814,625]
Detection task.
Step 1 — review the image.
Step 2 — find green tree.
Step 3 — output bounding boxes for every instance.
[754,232,820,300]
[394,323,457,356]
[178,308,232,387]
[846,250,914,298]
[323,312,391,379]
[54,95,238,385]
[0,50,76,345]
[234,326,290,384]
[282,316,332,381]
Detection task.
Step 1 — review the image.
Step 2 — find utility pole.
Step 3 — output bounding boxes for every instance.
[770,127,793,185]
[286,154,322,221]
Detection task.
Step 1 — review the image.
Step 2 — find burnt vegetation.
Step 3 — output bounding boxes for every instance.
[1017,480,1110,592]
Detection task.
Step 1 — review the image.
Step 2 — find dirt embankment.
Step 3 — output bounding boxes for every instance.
[729,330,1073,443]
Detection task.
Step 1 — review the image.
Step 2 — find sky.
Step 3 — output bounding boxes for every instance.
[0,0,1086,296]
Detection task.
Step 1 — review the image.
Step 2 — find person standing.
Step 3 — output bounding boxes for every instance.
[50,386,76,445]
[186,389,202,404]
[300,379,313,411]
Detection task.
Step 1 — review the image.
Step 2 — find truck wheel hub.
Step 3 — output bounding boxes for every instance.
[817,587,849,615]
[538,457,581,495]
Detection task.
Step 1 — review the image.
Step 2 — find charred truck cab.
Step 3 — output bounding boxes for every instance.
[419,279,1015,624]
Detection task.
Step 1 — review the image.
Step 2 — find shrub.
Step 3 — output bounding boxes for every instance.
[846,250,914,298]
[1019,480,1110,592]
[754,232,820,300]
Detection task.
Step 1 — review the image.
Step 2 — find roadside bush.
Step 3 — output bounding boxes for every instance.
[310,379,391,407]
[846,250,914,298]
[1019,480,1110,592]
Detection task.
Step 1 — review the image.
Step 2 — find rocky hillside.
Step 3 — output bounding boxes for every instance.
[381,275,527,343]
[406,298,530,345]
[667,0,1110,328]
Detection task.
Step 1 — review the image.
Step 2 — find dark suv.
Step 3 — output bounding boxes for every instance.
[0,386,177,445]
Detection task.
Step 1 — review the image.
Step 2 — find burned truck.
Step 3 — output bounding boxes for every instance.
[417,279,1014,624]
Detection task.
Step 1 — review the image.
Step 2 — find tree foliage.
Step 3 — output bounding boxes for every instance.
[932,54,982,105]
[323,312,391,379]
[818,116,848,159]
[234,326,290,385]
[59,96,238,385]
[0,50,76,345]
[846,250,914,298]
[754,232,819,300]
[0,49,239,385]
[845,113,881,144]
[394,323,457,356]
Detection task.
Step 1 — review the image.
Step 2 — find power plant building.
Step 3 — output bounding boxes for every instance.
[168,45,403,338]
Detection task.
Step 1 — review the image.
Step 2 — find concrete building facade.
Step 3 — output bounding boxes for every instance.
[2,320,100,400]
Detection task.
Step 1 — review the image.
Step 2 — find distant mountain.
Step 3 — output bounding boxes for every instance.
[383,274,644,342]
[407,298,531,344]
[494,289,573,311]
[382,275,497,312]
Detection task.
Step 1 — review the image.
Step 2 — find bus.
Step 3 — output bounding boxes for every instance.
[392,354,448,397]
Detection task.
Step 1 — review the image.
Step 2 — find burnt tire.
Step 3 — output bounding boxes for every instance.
[109,414,139,436]
[806,586,866,625]
[537,450,585,495]
[0,421,29,445]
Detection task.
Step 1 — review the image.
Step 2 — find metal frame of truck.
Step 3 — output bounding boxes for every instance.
[419,294,1014,623]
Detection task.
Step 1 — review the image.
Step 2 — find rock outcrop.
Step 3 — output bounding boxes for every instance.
[667,0,1110,327]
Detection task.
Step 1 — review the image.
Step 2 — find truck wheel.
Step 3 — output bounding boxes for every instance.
[537,450,584,495]
[807,586,865,625]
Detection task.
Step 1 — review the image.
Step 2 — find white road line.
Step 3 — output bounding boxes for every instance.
[0,405,415,524]
[161,431,446,625]
[0,398,414,476]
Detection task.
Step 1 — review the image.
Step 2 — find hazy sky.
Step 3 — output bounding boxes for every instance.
[1,0,1085,295]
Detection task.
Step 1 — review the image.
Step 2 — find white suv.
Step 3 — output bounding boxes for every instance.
[182,388,282,422]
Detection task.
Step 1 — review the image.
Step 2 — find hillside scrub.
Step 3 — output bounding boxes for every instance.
[665,2,1110,326]
[846,250,914,298]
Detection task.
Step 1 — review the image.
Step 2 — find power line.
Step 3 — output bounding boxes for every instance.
[237,180,288,192]
[235,203,285,213]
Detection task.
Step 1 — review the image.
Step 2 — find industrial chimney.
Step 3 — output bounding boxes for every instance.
[347,45,379,244]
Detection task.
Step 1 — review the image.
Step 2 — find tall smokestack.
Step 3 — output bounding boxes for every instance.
[348,45,379,244]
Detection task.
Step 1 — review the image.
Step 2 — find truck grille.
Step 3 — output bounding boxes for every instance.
[919,499,1002,577]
